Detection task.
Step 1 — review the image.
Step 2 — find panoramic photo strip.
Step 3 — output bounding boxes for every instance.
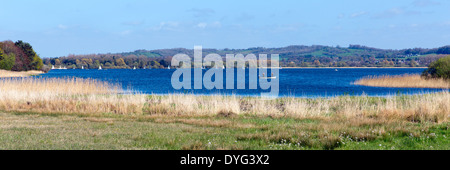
[0,0,448,168]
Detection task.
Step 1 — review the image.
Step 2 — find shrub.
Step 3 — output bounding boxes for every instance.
[0,53,15,70]
[422,55,450,80]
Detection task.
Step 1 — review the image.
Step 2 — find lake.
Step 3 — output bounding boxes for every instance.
[41,68,448,97]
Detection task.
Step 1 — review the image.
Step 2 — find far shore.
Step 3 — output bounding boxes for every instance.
[0,70,44,78]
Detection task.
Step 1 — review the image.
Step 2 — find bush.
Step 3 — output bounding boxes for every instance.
[0,53,16,70]
[422,55,450,80]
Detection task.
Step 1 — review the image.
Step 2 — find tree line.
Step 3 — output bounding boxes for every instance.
[44,54,172,69]
[47,45,450,69]
[0,40,43,71]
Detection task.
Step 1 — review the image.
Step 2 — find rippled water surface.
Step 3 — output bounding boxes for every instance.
[41,68,447,97]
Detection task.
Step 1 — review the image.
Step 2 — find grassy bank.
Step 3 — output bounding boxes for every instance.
[0,111,448,150]
[0,70,44,78]
[355,74,450,89]
[0,77,448,149]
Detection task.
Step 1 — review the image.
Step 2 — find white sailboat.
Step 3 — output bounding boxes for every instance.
[259,73,277,79]
[168,66,170,69]
[133,66,136,70]
[99,66,102,70]
[82,66,84,69]
[51,65,55,70]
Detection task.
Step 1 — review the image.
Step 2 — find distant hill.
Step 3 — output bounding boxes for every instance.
[115,45,450,59]
[45,45,450,69]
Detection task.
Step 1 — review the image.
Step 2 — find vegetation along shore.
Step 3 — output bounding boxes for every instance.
[0,70,44,78]
[356,56,450,89]
[0,77,448,149]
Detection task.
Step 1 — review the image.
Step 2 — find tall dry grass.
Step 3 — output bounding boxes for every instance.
[0,70,44,77]
[0,77,448,123]
[355,74,450,89]
[144,93,449,123]
[0,77,147,115]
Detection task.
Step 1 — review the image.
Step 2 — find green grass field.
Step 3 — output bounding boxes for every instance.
[1,111,447,150]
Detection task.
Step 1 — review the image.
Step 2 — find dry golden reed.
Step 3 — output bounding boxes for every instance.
[355,74,450,89]
[142,91,450,123]
[0,69,44,78]
[0,77,147,115]
[0,77,448,123]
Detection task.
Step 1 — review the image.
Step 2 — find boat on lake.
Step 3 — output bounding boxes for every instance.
[259,73,277,79]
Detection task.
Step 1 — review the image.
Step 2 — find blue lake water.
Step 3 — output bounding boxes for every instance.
[40,68,448,97]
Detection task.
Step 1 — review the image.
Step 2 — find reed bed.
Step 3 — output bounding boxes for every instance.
[0,70,44,77]
[0,77,147,115]
[355,74,450,89]
[145,92,449,123]
[0,77,448,123]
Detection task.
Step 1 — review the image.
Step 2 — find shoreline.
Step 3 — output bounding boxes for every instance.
[0,70,44,78]
[47,67,427,70]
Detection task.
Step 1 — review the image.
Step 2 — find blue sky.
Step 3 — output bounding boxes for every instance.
[1,0,449,57]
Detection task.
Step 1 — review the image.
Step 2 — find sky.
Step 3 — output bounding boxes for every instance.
[1,0,449,57]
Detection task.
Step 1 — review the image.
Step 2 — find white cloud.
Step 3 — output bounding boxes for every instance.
[350,11,368,18]
[150,21,180,31]
[196,22,207,29]
[388,24,397,28]
[210,21,222,28]
[372,8,420,19]
[58,24,68,29]
[195,21,222,29]
[120,30,132,35]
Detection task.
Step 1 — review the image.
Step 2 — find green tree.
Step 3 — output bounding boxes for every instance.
[14,40,41,70]
[95,60,101,68]
[115,58,127,67]
[151,60,161,68]
[75,59,82,68]
[408,60,417,67]
[81,58,93,68]
[287,61,297,67]
[300,62,309,67]
[314,60,321,67]
[0,47,3,61]
[32,55,43,70]
[0,53,16,70]
[422,56,450,80]
[337,61,348,67]
[54,59,61,66]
